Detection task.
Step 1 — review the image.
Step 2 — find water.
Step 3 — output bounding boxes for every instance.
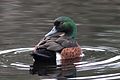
[0,0,120,80]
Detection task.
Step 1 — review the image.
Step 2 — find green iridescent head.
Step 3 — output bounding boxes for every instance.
[45,16,77,39]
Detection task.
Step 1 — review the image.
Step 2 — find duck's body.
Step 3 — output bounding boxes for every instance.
[32,16,82,62]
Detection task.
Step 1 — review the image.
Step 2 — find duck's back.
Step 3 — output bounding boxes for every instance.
[32,33,81,60]
[35,34,78,52]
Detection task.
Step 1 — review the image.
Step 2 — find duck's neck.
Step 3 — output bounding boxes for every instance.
[66,25,77,40]
[71,25,77,40]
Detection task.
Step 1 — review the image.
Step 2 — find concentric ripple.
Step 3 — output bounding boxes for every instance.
[0,46,120,80]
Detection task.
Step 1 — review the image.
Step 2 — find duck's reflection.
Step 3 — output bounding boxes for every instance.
[29,57,81,78]
[29,59,56,76]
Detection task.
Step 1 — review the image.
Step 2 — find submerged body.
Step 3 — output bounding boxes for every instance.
[32,16,82,62]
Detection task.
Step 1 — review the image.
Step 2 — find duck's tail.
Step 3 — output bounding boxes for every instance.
[31,48,56,63]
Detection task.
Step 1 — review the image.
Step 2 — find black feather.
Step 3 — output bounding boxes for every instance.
[31,48,56,63]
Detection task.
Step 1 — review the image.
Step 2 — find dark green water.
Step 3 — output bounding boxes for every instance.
[0,0,120,80]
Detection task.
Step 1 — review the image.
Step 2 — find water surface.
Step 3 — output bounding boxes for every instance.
[0,0,120,80]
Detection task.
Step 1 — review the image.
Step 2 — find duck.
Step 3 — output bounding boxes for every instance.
[31,16,82,63]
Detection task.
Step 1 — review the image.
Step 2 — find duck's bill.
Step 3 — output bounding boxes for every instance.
[45,26,57,37]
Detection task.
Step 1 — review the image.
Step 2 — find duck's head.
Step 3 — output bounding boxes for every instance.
[45,16,77,39]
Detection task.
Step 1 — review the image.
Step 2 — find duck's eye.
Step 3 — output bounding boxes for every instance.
[54,21,61,26]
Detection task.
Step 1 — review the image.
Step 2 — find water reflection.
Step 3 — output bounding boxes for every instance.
[30,57,81,79]
[30,60,56,76]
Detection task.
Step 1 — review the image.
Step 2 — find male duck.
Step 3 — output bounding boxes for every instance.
[32,16,82,62]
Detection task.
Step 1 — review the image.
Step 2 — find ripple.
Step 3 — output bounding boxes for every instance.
[0,46,120,79]
[10,62,30,70]
[69,73,120,80]
[0,47,34,55]
[76,55,120,68]
[82,46,119,53]
[0,47,34,70]
[10,62,29,67]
